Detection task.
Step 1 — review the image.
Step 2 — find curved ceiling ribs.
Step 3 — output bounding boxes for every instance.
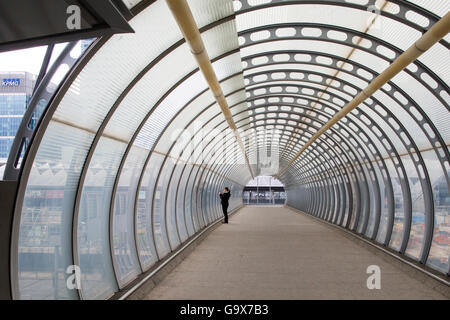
[10,0,450,300]
[232,0,449,271]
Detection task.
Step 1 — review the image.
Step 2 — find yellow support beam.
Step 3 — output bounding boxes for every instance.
[276,11,450,178]
[166,0,254,179]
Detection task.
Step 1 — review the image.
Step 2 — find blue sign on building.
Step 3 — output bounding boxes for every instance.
[1,78,21,86]
[0,73,33,160]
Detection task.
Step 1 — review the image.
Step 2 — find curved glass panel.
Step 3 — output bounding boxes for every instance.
[111,145,146,287]
[10,0,450,301]
[136,152,163,269]
[77,137,125,299]
[16,121,92,299]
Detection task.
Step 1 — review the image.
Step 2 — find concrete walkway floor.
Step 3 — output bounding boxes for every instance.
[144,206,448,300]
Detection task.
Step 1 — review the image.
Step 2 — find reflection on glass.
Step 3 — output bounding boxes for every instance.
[404,156,426,260]
[112,146,145,287]
[77,137,124,299]
[154,161,179,253]
[169,163,188,243]
[136,152,161,270]
[179,164,195,237]
[17,122,93,299]
[388,168,406,251]
[423,149,449,273]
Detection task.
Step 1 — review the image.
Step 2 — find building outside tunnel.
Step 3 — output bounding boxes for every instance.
[0,0,448,302]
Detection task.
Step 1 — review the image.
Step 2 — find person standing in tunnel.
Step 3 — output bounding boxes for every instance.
[219,187,231,224]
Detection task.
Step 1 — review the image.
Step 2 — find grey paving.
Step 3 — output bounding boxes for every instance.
[144,206,447,300]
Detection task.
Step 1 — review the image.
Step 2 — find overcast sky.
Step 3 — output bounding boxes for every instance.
[0,42,82,82]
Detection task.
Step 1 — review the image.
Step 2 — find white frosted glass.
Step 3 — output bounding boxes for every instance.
[104,17,241,142]
[391,71,450,143]
[235,5,370,35]
[139,56,245,153]
[372,90,432,152]
[222,74,247,95]
[159,99,220,157]
[53,1,182,132]
[245,64,340,81]
[417,43,450,86]
[367,14,422,51]
[134,71,206,150]
[408,0,450,18]
[189,0,235,29]
[155,75,246,158]
[359,104,408,155]
[104,43,197,141]
[202,21,240,58]
[240,40,350,63]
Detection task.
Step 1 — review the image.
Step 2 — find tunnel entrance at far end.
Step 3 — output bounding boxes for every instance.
[243,176,286,205]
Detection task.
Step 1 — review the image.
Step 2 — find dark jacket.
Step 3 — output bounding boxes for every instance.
[220,191,230,206]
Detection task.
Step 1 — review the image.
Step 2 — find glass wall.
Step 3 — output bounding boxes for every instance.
[9,0,449,301]
[244,175,286,205]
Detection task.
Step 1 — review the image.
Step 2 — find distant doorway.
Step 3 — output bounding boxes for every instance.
[243,176,286,205]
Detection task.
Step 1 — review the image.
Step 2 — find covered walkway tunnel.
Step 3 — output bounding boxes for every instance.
[0,0,449,300]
